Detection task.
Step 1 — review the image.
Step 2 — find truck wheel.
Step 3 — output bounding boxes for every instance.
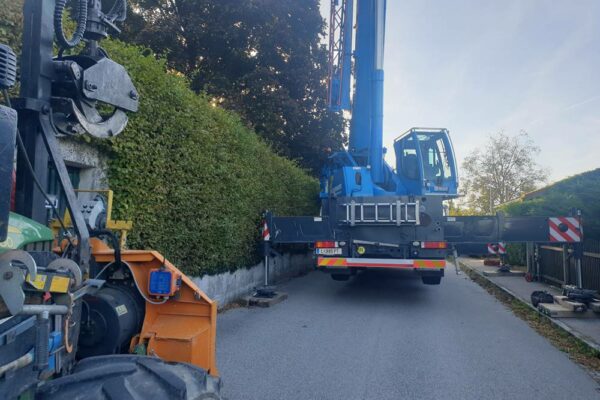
[331,274,350,281]
[422,276,441,285]
[36,355,222,400]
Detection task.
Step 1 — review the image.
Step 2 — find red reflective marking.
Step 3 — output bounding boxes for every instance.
[316,241,337,248]
[560,217,581,239]
[549,219,572,242]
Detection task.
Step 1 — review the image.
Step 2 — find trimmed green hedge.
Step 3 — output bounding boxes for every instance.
[1,7,318,275]
[500,169,600,265]
[500,169,600,240]
[102,41,318,275]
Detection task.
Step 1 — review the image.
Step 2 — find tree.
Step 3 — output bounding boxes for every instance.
[120,0,345,173]
[461,131,547,213]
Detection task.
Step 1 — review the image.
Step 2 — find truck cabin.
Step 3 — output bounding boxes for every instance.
[393,128,459,197]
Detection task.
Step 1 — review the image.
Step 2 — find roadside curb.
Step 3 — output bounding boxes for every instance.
[458,260,600,353]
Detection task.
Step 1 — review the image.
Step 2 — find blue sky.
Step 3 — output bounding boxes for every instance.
[320,0,600,182]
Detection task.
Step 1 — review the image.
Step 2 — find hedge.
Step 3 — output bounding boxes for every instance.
[500,168,600,265]
[102,40,319,275]
[0,7,319,275]
[500,169,600,240]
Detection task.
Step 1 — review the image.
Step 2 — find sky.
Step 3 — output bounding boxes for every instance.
[320,0,600,183]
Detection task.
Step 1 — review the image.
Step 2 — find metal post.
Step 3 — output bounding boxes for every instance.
[535,244,541,281]
[264,254,269,286]
[35,311,50,371]
[452,248,460,275]
[575,209,583,288]
[15,0,55,223]
[526,242,532,275]
[575,242,583,288]
[264,240,270,287]
[576,258,583,288]
[561,244,568,285]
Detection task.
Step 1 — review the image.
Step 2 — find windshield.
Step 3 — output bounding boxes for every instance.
[416,133,453,181]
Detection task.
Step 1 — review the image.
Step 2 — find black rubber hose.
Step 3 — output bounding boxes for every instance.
[90,229,122,269]
[54,0,88,49]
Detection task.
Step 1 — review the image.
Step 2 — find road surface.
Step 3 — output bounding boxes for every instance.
[216,265,600,400]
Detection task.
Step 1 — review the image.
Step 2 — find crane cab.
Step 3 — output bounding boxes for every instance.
[393,128,459,197]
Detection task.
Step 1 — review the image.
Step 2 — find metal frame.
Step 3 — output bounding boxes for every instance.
[341,199,420,226]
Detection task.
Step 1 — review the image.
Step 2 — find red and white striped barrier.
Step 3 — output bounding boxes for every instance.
[549,217,581,243]
[487,242,506,255]
[262,220,270,241]
[497,242,506,255]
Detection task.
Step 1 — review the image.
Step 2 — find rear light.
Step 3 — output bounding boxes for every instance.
[421,241,447,249]
[316,241,338,248]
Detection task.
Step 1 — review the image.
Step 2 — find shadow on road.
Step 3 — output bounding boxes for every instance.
[329,270,434,306]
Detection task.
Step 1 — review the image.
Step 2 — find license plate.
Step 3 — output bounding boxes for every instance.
[315,248,342,255]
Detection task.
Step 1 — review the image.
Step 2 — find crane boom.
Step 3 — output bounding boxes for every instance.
[327,0,353,112]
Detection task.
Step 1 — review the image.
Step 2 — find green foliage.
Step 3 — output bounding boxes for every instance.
[461,131,547,213]
[102,40,319,275]
[121,0,345,173]
[500,169,600,239]
[0,1,23,53]
[0,3,319,275]
[506,243,526,266]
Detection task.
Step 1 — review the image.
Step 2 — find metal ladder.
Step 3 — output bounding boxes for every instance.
[340,200,420,226]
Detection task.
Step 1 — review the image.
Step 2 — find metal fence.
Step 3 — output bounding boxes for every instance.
[535,239,600,291]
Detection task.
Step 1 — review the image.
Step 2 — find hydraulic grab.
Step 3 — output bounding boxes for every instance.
[264,0,583,284]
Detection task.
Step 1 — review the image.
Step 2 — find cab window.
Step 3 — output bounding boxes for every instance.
[416,134,452,181]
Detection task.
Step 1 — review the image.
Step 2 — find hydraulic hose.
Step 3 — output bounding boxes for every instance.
[54,0,88,49]
[90,229,122,270]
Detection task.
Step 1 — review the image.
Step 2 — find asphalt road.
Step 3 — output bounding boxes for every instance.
[216,265,600,400]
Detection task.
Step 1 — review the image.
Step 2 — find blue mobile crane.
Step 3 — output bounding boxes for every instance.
[326,0,458,199]
[263,0,583,284]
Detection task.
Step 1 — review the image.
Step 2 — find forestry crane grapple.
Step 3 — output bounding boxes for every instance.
[0,1,221,399]
[263,0,583,283]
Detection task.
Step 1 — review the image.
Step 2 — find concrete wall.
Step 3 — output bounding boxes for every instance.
[57,136,108,201]
[193,252,314,308]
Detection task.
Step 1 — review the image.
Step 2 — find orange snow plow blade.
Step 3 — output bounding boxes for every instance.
[92,247,218,376]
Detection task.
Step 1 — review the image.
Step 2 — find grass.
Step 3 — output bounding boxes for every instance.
[459,262,600,380]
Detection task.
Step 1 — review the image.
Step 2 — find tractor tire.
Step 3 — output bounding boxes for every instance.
[422,276,441,285]
[36,355,222,400]
[331,273,350,281]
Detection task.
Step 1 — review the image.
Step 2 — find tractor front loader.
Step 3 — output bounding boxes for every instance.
[0,1,221,399]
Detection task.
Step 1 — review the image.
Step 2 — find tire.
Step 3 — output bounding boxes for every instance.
[36,355,222,400]
[422,276,441,285]
[531,291,554,307]
[331,274,350,281]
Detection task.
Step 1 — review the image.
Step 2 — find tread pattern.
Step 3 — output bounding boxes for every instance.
[36,355,222,400]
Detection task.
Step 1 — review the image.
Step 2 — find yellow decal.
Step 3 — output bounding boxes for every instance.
[0,237,15,248]
[7,226,21,234]
[27,274,47,290]
[48,276,70,293]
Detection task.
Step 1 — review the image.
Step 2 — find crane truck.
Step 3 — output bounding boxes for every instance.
[0,1,221,398]
[263,0,583,284]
